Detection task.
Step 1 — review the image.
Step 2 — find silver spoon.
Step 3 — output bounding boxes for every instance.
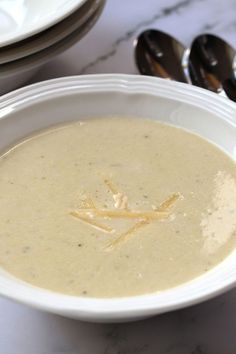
[134,29,189,83]
[135,30,236,102]
[222,77,236,102]
[188,34,236,99]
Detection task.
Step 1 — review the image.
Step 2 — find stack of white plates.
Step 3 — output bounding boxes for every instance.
[0,0,105,94]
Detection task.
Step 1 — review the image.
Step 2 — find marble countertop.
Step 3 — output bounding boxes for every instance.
[30,0,236,81]
[2,0,236,353]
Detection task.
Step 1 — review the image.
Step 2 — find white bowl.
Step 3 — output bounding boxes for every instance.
[0,0,101,64]
[0,74,236,323]
[0,0,88,47]
[0,0,105,95]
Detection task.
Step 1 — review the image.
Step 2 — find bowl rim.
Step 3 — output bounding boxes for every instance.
[0,74,236,320]
[1,73,235,122]
[0,0,88,48]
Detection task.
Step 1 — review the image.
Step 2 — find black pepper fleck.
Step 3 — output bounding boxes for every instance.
[22,246,31,253]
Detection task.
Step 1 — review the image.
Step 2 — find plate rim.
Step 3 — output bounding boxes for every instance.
[0,0,88,48]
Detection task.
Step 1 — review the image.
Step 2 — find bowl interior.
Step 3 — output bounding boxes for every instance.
[0,75,236,321]
[1,85,236,157]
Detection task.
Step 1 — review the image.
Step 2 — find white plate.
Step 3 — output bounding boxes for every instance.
[0,0,105,94]
[0,0,88,47]
[0,0,100,64]
[0,75,236,322]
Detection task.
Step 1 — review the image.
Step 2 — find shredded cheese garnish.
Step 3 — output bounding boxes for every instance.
[81,196,96,209]
[106,218,149,251]
[156,192,181,212]
[113,193,128,209]
[104,178,128,209]
[71,209,168,220]
[104,178,119,195]
[70,178,182,249]
[70,211,114,233]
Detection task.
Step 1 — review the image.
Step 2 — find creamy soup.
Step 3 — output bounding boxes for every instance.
[0,117,236,298]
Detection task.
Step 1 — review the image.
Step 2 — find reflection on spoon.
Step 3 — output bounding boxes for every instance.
[135,29,189,83]
[201,171,236,254]
[222,78,236,102]
[188,34,235,94]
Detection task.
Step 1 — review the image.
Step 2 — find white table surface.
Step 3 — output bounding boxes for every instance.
[2,0,236,353]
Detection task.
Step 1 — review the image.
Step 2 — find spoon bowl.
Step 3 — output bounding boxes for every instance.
[135,29,188,83]
[188,34,236,94]
[135,30,236,102]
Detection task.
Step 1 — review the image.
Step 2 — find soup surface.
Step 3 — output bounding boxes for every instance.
[0,117,236,298]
